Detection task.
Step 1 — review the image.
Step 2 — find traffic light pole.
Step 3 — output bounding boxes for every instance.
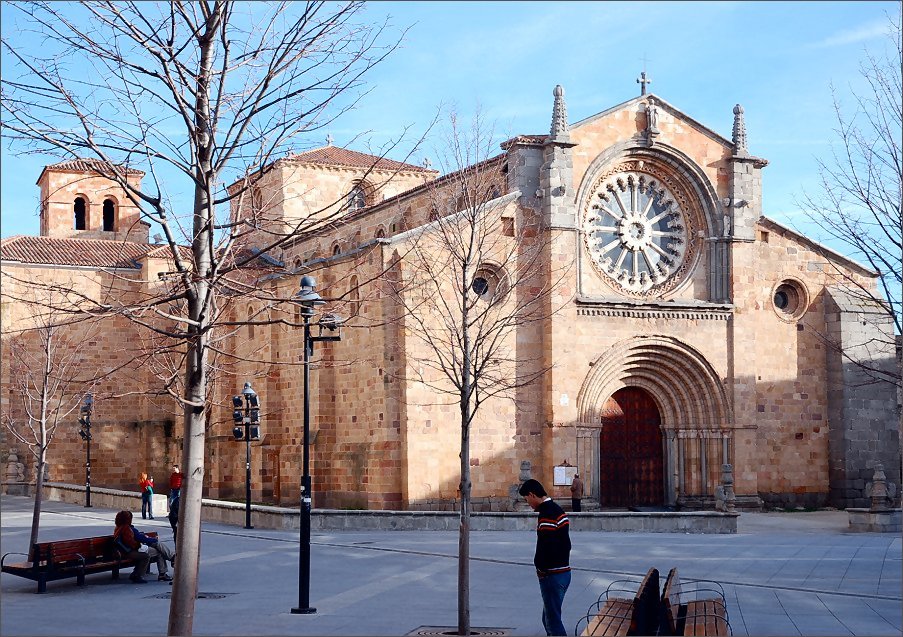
[245,427,253,530]
[85,421,92,508]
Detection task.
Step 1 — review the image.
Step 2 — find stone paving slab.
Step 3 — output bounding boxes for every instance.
[1,496,900,636]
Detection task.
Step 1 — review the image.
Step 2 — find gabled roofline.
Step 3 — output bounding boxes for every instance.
[279,153,508,249]
[386,190,521,246]
[758,216,879,277]
[225,145,438,194]
[572,93,734,150]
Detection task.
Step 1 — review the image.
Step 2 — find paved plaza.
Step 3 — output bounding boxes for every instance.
[1,495,900,636]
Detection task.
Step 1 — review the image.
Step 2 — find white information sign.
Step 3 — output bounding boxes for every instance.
[553,465,577,486]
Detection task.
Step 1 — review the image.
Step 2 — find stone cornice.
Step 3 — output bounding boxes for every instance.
[575,296,733,320]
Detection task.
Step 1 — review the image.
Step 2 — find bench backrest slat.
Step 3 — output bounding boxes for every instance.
[633,567,660,636]
[29,532,158,567]
[661,567,683,636]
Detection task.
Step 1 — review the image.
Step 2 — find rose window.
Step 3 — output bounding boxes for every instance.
[584,172,689,294]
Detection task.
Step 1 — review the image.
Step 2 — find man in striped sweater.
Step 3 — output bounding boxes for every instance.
[519,478,571,636]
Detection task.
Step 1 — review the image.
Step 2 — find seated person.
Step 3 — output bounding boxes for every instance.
[113,510,176,582]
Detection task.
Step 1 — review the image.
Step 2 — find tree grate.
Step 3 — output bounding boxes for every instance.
[406,627,512,636]
[147,592,235,600]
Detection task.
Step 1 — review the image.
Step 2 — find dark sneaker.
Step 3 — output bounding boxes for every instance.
[158,573,173,582]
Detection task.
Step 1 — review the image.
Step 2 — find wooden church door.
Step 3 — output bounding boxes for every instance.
[599,387,664,508]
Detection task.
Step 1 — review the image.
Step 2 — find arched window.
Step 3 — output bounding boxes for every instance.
[349,275,360,317]
[375,226,386,239]
[74,197,86,230]
[332,243,341,256]
[347,182,368,211]
[293,258,302,271]
[251,186,263,215]
[102,199,116,231]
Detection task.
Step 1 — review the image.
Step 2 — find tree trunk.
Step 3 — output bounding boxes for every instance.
[458,343,472,636]
[29,451,45,550]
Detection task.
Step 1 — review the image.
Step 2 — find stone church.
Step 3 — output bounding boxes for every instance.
[2,83,898,512]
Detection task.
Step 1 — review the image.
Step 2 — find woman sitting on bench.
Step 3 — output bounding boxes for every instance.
[113,510,175,583]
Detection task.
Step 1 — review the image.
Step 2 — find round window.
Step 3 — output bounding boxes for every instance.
[471,277,489,296]
[772,279,808,321]
[470,266,508,303]
[583,170,693,296]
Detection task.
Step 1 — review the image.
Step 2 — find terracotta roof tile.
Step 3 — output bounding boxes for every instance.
[282,145,435,174]
[44,158,144,175]
[1,236,151,269]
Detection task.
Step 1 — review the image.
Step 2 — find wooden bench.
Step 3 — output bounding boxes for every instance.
[577,567,660,636]
[660,568,731,636]
[1,532,157,594]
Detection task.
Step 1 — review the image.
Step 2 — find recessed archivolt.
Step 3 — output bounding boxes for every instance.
[576,335,731,428]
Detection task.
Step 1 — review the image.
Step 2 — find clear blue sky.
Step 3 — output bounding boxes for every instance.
[2,1,899,247]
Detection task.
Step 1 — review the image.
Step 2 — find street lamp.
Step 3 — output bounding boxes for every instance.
[77,394,94,508]
[291,275,341,615]
[232,382,261,530]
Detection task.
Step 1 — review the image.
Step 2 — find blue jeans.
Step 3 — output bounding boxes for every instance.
[141,492,153,518]
[538,570,571,636]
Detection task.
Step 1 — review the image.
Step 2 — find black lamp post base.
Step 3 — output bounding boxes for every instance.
[244,525,254,529]
[290,607,317,615]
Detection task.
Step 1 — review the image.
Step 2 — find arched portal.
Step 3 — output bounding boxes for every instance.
[575,335,733,508]
[600,387,663,507]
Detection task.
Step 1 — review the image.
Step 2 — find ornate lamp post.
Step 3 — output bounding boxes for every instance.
[77,394,94,508]
[232,382,261,530]
[291,275,341,615]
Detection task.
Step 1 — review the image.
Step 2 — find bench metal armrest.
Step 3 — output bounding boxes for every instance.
[598,578,643,604]
[1,552,30,568]
[676,579,726,601]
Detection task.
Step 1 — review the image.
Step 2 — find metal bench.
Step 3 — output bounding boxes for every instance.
[576,567,661,636]
[660,567,731,636]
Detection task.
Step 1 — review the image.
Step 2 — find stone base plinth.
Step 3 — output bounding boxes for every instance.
[847,508,902,533]
[36,482,739,534]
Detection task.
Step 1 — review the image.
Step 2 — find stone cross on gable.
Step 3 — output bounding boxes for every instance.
[636,71,651,96]
[326,133,334,146]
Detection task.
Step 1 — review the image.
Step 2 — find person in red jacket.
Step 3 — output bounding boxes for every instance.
[139,472,154,519]
[168,464,182,512]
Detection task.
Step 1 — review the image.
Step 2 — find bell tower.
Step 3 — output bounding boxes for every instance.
[36,158,148,243]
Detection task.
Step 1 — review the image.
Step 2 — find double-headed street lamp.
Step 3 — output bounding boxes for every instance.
[232,382,261,530]
[77,394,94,508]
[291,275,341,615]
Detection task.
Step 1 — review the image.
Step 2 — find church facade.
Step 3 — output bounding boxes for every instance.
[2,86,898,512]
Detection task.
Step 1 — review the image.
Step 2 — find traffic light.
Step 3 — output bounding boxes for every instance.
[249,425,261,441]
[233,426,245,441]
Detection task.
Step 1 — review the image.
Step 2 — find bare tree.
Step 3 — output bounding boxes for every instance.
[798,11,902,388]
[386,112,565,636]
[1,2,408,634]
[1,295,102,551]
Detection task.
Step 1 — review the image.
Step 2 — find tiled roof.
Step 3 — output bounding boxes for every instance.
[282,145,435,174]
[44,158,145,176]
[500,134,547,148]
[0,236,151,269]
